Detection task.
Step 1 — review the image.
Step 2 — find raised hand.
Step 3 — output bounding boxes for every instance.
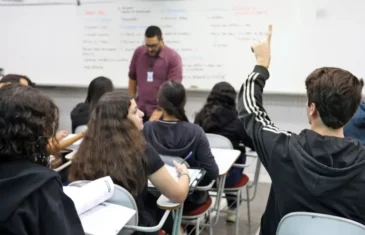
[251,25,272,68]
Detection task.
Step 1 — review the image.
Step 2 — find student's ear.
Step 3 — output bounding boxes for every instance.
[308,103,317,118]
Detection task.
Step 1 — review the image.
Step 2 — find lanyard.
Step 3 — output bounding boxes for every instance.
[148,56,158,71]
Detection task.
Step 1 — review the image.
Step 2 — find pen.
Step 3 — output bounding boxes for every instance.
[180,151,192,165]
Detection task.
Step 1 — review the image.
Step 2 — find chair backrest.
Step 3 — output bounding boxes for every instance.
[206,133,233,149]
[75,125,88,134]
[68,181,139,235]
[277,212,365,235]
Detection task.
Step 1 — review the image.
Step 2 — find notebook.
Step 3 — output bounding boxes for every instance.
[64,176,136,235]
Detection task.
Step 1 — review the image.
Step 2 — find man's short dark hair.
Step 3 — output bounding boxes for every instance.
[1,74,35,87]
[305,67,363,129]
[145,26,162,40]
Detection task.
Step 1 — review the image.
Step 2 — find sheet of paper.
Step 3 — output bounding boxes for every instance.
[81,202,136,235]
[63,176,114,215]
[148,165,202,187]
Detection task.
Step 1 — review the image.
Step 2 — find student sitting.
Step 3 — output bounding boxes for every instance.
[194,81,254,222]
[70,76,113,133]
[0,84,84,235]
[0,77,84,153]
[238,25,365,235]
[0,73,35,87]
[344,101,365,145]
[68,91,189,235]
[143,81,219,213]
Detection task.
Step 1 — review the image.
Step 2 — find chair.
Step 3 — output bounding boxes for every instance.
[206,134,233,149]
[75,125,87,134]
[69,181,171,235]
[277,212,365,235]
[206,134,252,235]
[159,154,219,235]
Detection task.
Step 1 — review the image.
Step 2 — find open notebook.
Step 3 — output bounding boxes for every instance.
[63,176,136,235]
[148,164,204,188]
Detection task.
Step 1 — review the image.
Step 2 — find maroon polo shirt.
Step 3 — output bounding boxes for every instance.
[128,45,182,116]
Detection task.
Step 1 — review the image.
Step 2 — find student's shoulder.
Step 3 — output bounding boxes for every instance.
[179,122,205,135]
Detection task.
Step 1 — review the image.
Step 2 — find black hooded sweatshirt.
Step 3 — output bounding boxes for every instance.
[143,121,219,206]
[0,161,84,235]
[238,65,365,235]
[70,102,90,133]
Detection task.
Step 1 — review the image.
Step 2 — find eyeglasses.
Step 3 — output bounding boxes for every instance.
[145,42,160,49]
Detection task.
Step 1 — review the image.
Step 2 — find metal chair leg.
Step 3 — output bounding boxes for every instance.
[246,186,251,225]
[195,217,200,235]
[235,190,241,235]
[209,212,213,235]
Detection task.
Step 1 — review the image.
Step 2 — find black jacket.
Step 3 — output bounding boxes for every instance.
[194,106,254,155]
[143,120,219,205]
[0,161,84,235]
[70,102,90,133]
[238,65,365,235]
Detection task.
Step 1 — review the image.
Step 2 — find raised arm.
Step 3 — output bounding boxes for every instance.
[237,25,291,171]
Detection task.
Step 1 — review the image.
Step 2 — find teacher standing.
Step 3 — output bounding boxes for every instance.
[128,25,183,122]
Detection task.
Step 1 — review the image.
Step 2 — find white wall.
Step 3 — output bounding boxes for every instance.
[39,87,309,183]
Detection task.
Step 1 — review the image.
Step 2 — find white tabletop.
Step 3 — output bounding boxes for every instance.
[211,148,241,176]
[65,151,76,160]
[245,148,258,157]
[157,195,181,210]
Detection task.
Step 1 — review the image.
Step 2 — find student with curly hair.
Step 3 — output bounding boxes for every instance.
[194,81,254,222]
[0,76,85,153]
[0,84,84,234]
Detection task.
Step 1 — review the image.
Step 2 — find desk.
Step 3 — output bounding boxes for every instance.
[181,148,241,229]
[157,195,183,235]
[211,148,241,175]
[65,151,76,160]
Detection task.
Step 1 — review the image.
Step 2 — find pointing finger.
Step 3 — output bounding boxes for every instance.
[267,24,272,43]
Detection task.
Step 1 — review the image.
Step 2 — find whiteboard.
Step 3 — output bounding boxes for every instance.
[0,0,364,93]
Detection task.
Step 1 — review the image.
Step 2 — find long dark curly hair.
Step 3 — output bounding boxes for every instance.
[69,92,148,198]
[195,82,237,131]
[0,84,59,166]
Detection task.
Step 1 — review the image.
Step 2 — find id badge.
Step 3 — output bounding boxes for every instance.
[147,71,154,82]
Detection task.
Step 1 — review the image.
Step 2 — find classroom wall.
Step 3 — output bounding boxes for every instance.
[39,87,308,183]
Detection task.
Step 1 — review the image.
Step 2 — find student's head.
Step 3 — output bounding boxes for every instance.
[207,82,237,107]
[194,82,237,130]
[69,92,147,197]
[0,74,35,87]
[305,67,363,132]
[158,81,189,122]
[0,84,59,166]
[145,25,163,57]
[85,76,114,111]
